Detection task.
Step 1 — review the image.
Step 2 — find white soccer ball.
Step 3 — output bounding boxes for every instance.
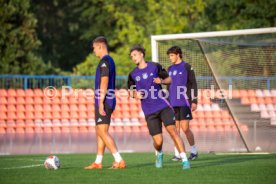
[44,155,61,170]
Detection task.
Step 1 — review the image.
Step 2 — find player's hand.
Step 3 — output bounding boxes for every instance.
[136,91,144,99]
[99,103,106,116]
[153,78,162,84]
[191,103,197,112]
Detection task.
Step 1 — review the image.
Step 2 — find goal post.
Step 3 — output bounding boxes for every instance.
[151,27,276,152]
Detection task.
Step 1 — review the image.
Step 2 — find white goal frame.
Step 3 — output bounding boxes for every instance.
[151,27,276,62]
[151,27,276,152]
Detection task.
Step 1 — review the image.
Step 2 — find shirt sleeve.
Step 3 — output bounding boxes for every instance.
[185,63,198,104]
[100,59,110,77]
[156,63,169,79]
[127,73,136,90]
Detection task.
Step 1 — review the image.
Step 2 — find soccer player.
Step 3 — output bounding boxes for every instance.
[128,45,190,170]
[166,46,198,161]
[85,36,126,169]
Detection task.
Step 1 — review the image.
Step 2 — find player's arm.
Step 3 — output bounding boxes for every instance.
[186,63,198,111]
[153,63,171,85]
[127,73,143,99]
[99,60,110,116]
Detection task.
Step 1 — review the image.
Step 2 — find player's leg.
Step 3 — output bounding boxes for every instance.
[180,106,198,160]
[181,120,198,160]
[85,105,125,169]
[161,107,190,169]
[145,112,163,168]
[172,107,181,161]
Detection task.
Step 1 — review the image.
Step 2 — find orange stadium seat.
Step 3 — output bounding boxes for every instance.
[34,97,43,104]
[52,111,61,120]
[7,111,16,121]
[43,97,53,104]
[7,104,16,112]
[87,111,95,119]
[79,104,87,112]
[43,112,52,120]
[69,96,78,104]
[0,111,7,121]
[61,104,70,111]
[78,96,87,104]
[264,97,273,104]
[34,104,43,111]
[231,90,240,98]
[52,104,61,111]
[34,111,43,119]
[25,89,34,97]
[25,104,34,112]
[249,97,257,104]
[0,104,7,112]
[61,111,70,120]
[0,97,7,104]
[247,90,256,97]
[16,97,25,104]
[239,90,248,98]
[70,111,79,119]
[241,97,250,105]
[69,104,78,111]
[16,104,25,111]
[256,97,265,104]
[43,104,52,111]
[0,89,7,97]
[7,97,16,104]
[59,97,69,104]
[25,112,34,120]
[17,112,25,120]
[53,97,62,104]
[16,89,25,97]
[34,89,44,97]
[25,97,34,104]
[79,111,88,119]
[7,89,16,97]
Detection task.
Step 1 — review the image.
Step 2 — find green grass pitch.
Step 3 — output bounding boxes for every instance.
[0,153,276,184]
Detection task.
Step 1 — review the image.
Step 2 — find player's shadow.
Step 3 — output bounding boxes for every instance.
[190,154,273,168]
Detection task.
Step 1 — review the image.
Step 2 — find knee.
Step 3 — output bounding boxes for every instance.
[183,128,190,135]
[167,128,178,138]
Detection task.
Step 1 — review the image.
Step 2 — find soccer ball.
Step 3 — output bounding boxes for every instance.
[44,155,61,170]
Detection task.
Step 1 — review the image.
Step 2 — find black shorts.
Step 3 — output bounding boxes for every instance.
[173,106,193,121]
[145,107,175,136]
[95,104,113,125]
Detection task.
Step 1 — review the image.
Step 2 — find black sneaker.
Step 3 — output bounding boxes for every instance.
[171,156,181,161]
[188,153,198,161]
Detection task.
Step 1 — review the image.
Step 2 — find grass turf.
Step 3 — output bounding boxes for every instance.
[0,153,276,184]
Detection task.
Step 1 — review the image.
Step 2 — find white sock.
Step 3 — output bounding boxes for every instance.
[113,152,122,163]
[191,145,197,154]
[95,155,103,164]
[174,147,180,158]
[180,152,188,162]
[155,150,163,156]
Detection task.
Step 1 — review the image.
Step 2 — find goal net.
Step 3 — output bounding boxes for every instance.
[151,27,276,152]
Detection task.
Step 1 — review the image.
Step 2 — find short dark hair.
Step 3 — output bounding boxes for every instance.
[130,44,146,57]
[167,46,182,58]
[93,36,108,47]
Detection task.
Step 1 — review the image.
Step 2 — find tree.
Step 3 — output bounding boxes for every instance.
[0,0,49,74]
[74,0,205,75]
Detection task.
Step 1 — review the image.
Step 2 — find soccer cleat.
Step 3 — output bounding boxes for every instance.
[171,156,181,161]
[110,160,126,169]
[188,153,198,161]
[155,153,163,168]
[182,161,191,170]
[84,162,103,169]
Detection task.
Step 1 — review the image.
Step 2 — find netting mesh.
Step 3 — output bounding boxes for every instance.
[156,32,276,152]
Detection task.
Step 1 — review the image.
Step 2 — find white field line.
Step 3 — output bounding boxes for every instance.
[1,164,43,170]
[215,152,270,155]
[0,158,45,169]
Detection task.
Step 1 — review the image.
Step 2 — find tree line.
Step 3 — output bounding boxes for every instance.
[0,0,275,76]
